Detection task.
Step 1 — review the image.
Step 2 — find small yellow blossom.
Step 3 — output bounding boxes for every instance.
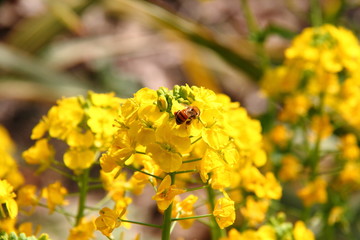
[340,134,360,160]
[41,181,68,213]
[297,178,328,207]
[338,161,360,187]
[213,194,235,229]
[240,196,269,227]
[152,175,186,211]
[0,126,24,189]
[269,124,291,148]
[18,222,40,237]
[278,94,311,123]
[22,139,54,172]
[278,155,302,182]
[310,114,333,140]
[0,180,18,219]
[293,221,315,240]
[63,149,95,174]
[173,194,198,229]
[95,207,126,237]
[328,206,344,225]
[16,185,38,213]
[68,218,95,240]
[47,97,84,140]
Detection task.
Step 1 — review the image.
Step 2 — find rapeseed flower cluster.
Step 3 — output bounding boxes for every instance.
[100,85,283,233]
[1,86,310,239]
[262,24,360,238]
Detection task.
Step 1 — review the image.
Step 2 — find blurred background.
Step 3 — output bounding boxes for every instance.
[1,0,360,239]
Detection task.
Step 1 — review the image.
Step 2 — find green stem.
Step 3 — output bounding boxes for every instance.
[162,173,175,240]
[310,0,322,27]
[240,0,270,69]
[75,168,90,226]
[206,186,225,240]
[173,169,197,174]
[172,214,213,221]
[182,158,202,164]
[186,185,209,192]
[49,165,75,180]
[310,93,325,180]
[121,219,162,228]
[125,165,163,180]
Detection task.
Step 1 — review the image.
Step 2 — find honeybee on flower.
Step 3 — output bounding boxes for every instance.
[174,106,200,125]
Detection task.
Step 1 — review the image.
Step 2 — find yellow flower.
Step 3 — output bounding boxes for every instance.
[100,129,136,173]
[0,126,24,189]
[278,155,302,182]
[63,149,95,174]
[22,138,54,172]
[68,218,95,240]
[173,194,198,229]
[268,124,291,148]
[0,218,16,232]
[152,175,186,211]
[147,122,191,172]
[279,94,311,123]
[41,181,68,213]
[0,125,15,153]
[340,134,360,160]
[66,130,94,148]
[0,180,18,219]
[86,106,117,143]
[297,178,328,207]
[328,206,344,225]
[213,194,235,229]
[88,91,121,108]
[240,196,269,227]
[16,185,38,213]
[338,161,360,187]
[47,97,84,140]
[18,222,39,237]
[95,207,126,237]
[293,221,315,240]
[310,114,333,140]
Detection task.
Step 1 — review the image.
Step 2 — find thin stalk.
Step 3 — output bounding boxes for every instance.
[182,158,202,164]
[310,0,322,27]
[125,165,163,180]
[186,185,209,192]
[240,0,270,69]
[310,92,325,180]
[48,165,75,180]
[75,168,90,226]
[162,173,175,240]
[173,169,197,174]
[172,214,213,221]
[121,219,162,228]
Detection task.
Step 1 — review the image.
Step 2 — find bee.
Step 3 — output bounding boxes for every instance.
[174,106,200,125]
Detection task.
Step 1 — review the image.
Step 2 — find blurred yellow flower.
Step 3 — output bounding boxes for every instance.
[63,149,95,174]
[22,139,54,172]
[278,155,302,182]
[0,180,18,219]
[240,196,269,227]
[68,218,95,240]
[297,178,328,207]
[293,221,315,240]
[173,194,198,229]
[41,181,68,213]
[328,206,344,225]
[16,185,38,213]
